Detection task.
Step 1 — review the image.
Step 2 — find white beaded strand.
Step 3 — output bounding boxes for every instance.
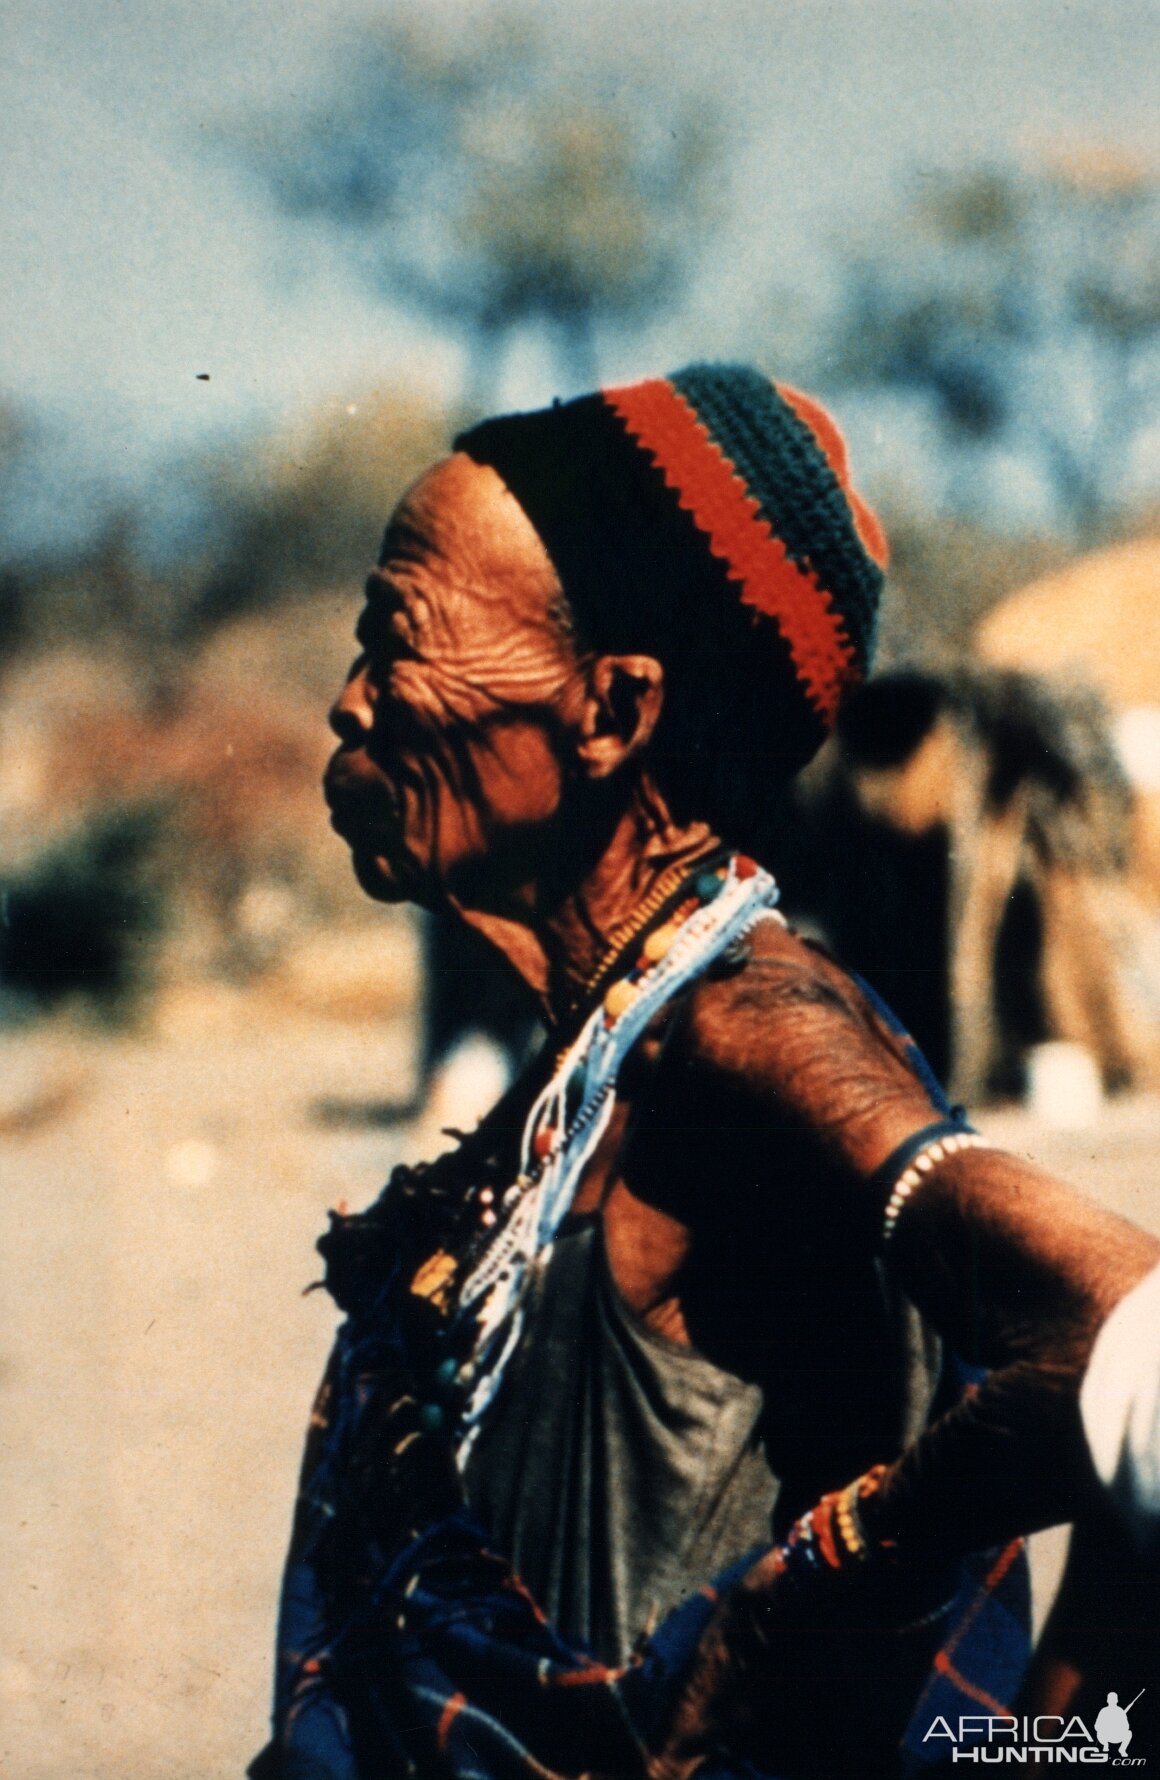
[881,1129,990,1243]
[453,857,780,1462]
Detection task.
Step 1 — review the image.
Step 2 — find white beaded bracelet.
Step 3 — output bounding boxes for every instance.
[882,1129,990,1242]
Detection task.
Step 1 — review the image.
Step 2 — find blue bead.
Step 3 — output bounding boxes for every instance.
[434,1357,459,1388]
[694,870,725,902]
[418,1402,445,1435]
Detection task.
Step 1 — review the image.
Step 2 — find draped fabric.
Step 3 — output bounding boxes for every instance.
[253,1271,1031,1780]
[260,1502,1030,1780]
[253,918,1031,1778]
[462,1217,778,1666]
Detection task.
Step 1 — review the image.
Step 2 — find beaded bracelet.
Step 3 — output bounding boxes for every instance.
[881,1127,990,1243]
[834,1466,885,1563]
[771,1464,893,1589]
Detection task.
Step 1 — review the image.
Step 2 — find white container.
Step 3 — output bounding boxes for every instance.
[1026,1040,1104,1129]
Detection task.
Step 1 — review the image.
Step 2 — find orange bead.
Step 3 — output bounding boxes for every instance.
[603,979,638,1022]
[641,921,679,964]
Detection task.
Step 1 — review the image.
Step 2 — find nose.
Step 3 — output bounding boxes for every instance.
[329,654,375,744]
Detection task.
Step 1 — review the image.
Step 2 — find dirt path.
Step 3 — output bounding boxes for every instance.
[1,999,419,1780]
[3,1006,1158,1779]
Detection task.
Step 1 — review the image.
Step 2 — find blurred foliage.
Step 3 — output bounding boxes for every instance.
[0,394,189,673]
[0,386,449,658]
[184,386,448,631]
[29,511,184,660]
[0,802,169,1024]
[833,150,1160,535]
[875,511,1072,664]
[236,9,722,406]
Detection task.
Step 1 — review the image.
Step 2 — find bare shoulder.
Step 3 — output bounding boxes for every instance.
[665,915,944,1177]
[681,914,883,1069]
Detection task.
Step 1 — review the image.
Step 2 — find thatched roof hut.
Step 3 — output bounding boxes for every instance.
[977,537,1160,708]
[976,537,1160,903]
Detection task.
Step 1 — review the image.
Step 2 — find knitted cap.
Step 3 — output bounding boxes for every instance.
[456,363,886,782]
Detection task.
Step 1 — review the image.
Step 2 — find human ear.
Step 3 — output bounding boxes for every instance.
[575,655,665,779]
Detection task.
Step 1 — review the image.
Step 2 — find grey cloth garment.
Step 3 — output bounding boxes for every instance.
[463,1216,779,1666]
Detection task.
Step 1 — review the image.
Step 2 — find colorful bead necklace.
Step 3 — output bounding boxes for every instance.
[446,852,780,1462]
[566,848,727,1019]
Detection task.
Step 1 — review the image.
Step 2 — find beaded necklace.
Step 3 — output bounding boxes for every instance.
[564,848,727,1021]
[301,852,782,1616]
[427,851,781,1463]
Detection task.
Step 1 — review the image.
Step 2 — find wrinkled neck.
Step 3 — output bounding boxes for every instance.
[449,778,720,1027]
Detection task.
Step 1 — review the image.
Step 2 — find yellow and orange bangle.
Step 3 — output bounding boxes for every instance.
[774,1464,894,1584]
[833,1464,890,1564]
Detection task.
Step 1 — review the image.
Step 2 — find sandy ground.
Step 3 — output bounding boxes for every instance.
[3,1001,1160,1780]
[0,992,423,1780]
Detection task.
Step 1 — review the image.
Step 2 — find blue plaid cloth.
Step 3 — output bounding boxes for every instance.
[256,1340,1031,1780]
[254,995,1030,1778]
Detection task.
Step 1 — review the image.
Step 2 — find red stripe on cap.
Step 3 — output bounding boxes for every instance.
[776,383,889,569]
[603,378,856,725]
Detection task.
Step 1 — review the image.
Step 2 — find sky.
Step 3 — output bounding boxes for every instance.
[4,0,1160,538]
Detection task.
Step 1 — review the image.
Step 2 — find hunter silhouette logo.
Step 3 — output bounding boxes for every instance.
[922,1688,1146,1763]
[1095,1692,1144,1758]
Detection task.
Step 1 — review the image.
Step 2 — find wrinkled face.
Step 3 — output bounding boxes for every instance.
[324,453,585,908]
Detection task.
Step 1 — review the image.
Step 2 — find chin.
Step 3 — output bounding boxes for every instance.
[350,843,426,906]
[351,849,400,900]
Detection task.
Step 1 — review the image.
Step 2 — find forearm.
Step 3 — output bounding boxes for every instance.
[866,1146,1160,1552]
[862,1357,1092,1554]
[885,1148,1158,1368]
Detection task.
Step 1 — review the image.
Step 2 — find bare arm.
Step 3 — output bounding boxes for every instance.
[866,1145,1158,1551]
[652,919,1160,1550]
[635,922,1159,1775]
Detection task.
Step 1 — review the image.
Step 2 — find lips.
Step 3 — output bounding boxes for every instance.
[323,754,402,848]
[322,765,353,832]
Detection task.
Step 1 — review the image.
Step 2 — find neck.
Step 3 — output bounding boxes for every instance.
[448,783,721,1028]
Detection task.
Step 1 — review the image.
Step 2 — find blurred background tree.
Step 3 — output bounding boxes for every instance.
[829,149,1160,537]
[237,11,722,410]
[5,11,1160,1050]
[181,386,448,631]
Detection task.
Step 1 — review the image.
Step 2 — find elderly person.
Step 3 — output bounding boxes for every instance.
[252,368,1158,1780]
